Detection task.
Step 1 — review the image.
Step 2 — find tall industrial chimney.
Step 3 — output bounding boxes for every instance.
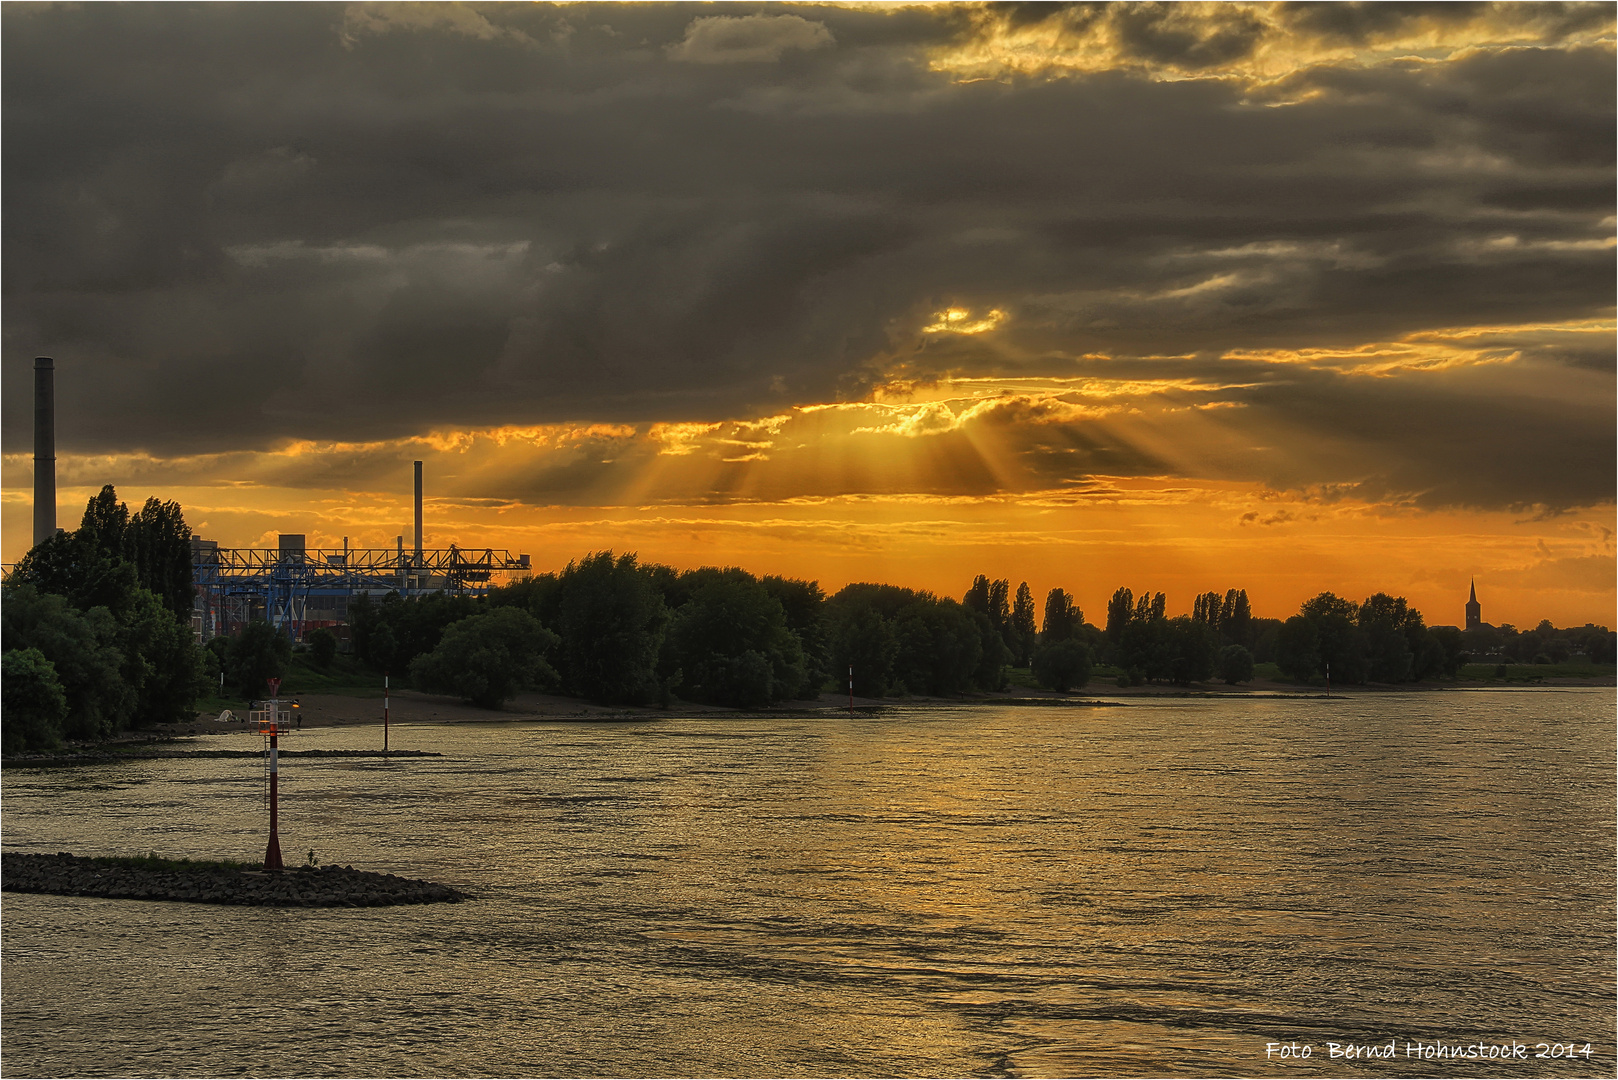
[33,357,56,546]
[413,460,423,563]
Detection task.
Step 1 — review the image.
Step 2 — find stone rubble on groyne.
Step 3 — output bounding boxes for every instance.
[2,852,469,907]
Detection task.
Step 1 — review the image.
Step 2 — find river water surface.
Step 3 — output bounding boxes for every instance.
[3,689,1613,1077]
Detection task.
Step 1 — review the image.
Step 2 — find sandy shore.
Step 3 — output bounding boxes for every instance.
[162,687,861,736]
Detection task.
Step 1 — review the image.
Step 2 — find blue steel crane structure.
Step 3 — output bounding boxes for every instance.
[192,537,530,642]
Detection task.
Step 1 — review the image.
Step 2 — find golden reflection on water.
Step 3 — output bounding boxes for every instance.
[2,690,1614,1077]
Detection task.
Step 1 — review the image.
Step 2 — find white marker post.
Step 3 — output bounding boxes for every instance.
[848,665,854,719]
[384,672,390,753]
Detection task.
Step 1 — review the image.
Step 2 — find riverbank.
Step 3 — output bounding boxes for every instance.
[1,852,468,907]
[161,673,1615,738]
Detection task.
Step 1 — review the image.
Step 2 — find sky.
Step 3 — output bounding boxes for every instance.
[3,1,1614,630]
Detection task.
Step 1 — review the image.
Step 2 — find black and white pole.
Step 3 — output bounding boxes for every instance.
[848,665,854,718]
[384,672,390,753]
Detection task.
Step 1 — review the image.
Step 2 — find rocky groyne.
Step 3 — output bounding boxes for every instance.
[2,852,468,907]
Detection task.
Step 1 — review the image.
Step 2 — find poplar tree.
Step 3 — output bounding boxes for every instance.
[1009,582,1037,666]
[1041,588,1081,642]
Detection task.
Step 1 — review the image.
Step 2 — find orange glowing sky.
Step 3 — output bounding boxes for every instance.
[4,3,1614,629]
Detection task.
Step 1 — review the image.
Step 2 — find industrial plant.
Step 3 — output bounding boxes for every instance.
[29,355,530,645]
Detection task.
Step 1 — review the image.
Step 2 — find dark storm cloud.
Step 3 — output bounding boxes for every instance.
[1223,364,1615,513]
[3,2,1612,512]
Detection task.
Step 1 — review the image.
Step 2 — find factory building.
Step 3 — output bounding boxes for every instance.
[191,464,529,643]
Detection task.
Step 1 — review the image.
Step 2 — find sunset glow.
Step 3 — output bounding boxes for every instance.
[4,1,1612,630]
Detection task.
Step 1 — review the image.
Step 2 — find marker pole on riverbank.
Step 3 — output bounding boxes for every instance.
[384,672,390,753]
[849,665,854,718]
[1325,661,1331,699]
[264,678,285,871]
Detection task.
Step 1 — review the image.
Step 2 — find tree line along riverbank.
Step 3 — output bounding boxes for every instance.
[6,486,1613,755]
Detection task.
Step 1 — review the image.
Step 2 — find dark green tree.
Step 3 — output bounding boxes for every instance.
[761,575,830,695]
[227,621,292,698]
[370,622,400,673]
[1301,592,1357,622]
[1219,644,1254,685]
[1249,617,1284,663]
[891,597,984,696]
[827,591,898,697]
[554,552,669,705]
[347,590,482,673]
[1293,592,1368,683]
[9,531,144,617]
[1358,593,1415,682]
[1584,628,1615,665]
[2,647,70,753]
[121,585,206,726]
[1032,637,1091,692]
[1,585,130,741]
[1316,611,1367,684]
[307,627,338,668]
[7,489,208,732]
[1426,625,1469,677]
[1106,587,1134,646]
[126,496,194,621]
[664,575,808,707]
[390,592,483,669]
[487,572,563,629]
[1275,615,1320,680]
[1220,589,1252,647]
[987,579,1011,636]
[1009,582,1038,666]
[1166,616,1218,684]
[77,485,129,561]
[203,636,229,694]
[1041,588,1081,642]
[348,592,379,665]
[963,575,992,615]
[410,608,559,709]
[969,607,1010,691]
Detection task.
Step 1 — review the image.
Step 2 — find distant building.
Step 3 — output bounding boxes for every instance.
[1465,579,1481,632]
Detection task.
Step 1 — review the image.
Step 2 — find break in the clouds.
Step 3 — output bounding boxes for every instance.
[3,1,1614,518]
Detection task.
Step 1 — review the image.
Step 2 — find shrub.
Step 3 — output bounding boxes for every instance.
[410,608,559,709]
[226,621,292,698]
[554,553,668,705]
[1031,638,1091,693]
[1219,644,1254,685]
[662,576,806,708]
[3,648,69,752]
[307,628,338,668]
[1,584,131,740]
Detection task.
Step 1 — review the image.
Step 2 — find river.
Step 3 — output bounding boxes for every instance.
[3,689,1613,1077]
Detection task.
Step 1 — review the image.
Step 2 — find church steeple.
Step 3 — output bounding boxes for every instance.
[1465,578,1481,632]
